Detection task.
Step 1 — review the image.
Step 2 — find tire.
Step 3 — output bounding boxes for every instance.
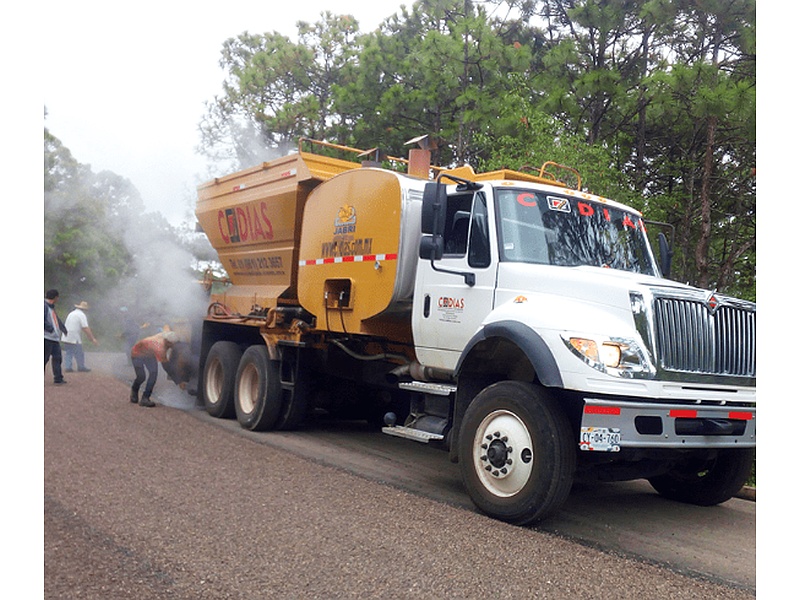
[274,370,311,431]
[458,381,575,525]
[269,347,313,431]
[234,345,282,431]
[202,341,242,418]
[648,448,755,506]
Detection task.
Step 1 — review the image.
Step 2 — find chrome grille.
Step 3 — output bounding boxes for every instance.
[653,298,756,377]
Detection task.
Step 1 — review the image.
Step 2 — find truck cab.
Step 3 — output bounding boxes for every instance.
[400,174,755,523]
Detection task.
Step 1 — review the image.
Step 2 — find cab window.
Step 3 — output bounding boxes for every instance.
[442,192,490,268]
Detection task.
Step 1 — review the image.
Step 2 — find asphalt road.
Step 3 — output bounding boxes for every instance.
[43,354,756,598]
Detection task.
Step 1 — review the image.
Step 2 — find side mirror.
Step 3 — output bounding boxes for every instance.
[421,182,447,236]
[419,235,444,261]
[657,232,673,279]
[419,177,476,287]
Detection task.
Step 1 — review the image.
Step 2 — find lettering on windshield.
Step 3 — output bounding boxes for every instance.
[517,192,646,231]
[574,200,643,230]
[503,190,654,274]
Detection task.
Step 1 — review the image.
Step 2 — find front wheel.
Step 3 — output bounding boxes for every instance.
[648,448,755,506]
[458,381,575,525]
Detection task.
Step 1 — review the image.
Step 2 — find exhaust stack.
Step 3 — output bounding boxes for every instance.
[405,134,437,179]
[408,148,432,179]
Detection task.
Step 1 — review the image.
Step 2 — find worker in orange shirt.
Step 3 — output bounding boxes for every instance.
[129,330,178,407]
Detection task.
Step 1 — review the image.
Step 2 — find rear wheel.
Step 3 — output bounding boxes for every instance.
[234,345,282,431]
[458,381,575,525]
[275,348,314,431]
[202,341,242,418]
[273,357,312,431]
[648,448,755,506]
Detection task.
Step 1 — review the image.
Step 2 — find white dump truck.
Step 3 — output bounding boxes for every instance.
[190,139,755,524]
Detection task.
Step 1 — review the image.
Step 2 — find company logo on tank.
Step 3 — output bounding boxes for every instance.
[334,204,357,235]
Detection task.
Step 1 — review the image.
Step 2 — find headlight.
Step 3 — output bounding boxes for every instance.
[563,334,655,378]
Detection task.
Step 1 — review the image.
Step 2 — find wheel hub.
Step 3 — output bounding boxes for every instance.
[473,410,535,497]
[480,428,532,480]
[483,432,513,474]
[486,438,509,467]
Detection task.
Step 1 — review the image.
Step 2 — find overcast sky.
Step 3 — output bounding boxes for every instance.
[41,1,407,225]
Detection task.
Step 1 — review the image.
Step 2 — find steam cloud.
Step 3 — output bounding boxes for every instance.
[45,164,212,386]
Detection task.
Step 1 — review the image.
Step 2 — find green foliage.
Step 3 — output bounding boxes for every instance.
[44,124,212,347]
[198,12,360,168]
[44,129,136,296]
[334,0,535,166]
[474,80,636,207]
[198,0,755,299]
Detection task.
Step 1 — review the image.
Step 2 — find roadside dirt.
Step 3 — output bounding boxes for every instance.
[42,357,756,598]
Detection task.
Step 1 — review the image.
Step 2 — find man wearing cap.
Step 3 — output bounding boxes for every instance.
[62,301,99,372]
[129,330,179,407]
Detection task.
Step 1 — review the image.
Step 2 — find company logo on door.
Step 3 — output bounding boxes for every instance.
[438,297,465,309]
[437,296,465,323]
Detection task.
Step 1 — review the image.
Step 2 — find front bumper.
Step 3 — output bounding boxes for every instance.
[579,397,755,451]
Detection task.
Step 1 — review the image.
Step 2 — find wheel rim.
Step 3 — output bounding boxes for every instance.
[473,409,534,498]
[205,358,222,405]
[238,362,260,415]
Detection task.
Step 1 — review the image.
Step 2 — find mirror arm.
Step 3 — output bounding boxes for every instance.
[429,259,476,287]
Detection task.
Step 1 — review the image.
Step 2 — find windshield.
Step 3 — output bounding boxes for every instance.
[496,189,657,275]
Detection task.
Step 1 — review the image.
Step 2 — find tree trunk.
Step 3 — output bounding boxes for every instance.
[694,115,717,290]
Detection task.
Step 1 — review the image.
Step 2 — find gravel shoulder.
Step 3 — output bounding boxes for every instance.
[43,358,756,599]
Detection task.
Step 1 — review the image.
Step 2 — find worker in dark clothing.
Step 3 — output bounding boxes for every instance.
[44,289,68,384]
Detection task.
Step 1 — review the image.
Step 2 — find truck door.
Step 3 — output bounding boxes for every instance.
[412,190,496,371]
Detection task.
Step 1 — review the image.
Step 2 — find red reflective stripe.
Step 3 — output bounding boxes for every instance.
[669,409,697,418]
[584,405,621,415]
[300,253,398,265]
[728,411,753,420]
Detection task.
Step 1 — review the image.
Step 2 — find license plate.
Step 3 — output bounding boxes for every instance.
[580,427,621,452]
